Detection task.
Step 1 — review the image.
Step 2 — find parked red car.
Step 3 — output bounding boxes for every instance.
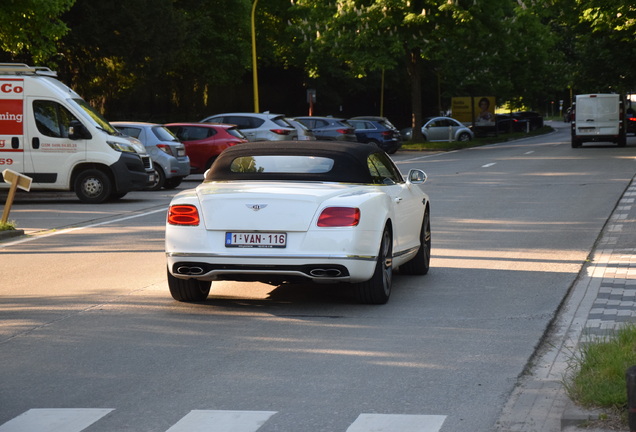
[164,123,248,174]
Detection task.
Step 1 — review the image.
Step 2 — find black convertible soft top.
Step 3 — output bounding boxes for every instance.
[205,141,388,183]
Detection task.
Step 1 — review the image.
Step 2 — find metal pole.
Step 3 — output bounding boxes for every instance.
[251,0,260,113]
[627,366,636,431]
[380,68,385,117]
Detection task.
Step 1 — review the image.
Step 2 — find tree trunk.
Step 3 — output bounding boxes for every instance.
[407,47,424,141]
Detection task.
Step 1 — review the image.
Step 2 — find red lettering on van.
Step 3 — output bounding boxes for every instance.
[1,82,23,94]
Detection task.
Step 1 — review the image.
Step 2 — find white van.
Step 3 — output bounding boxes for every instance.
[571,93,627,148]
[0,63,153,203]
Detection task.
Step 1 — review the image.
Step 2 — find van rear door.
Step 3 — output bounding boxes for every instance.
[575,94,620,136]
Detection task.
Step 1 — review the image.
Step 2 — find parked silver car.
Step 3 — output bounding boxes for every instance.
[421,117,474,142]
[285,117,316,141]
[200,112,297,141]
[112,122,190,190]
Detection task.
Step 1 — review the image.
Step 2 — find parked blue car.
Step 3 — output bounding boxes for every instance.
[348,116,402,154]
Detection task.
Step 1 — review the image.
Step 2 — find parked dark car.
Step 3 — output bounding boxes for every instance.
[494,114,528,133]
[293,116,357,142]
[347,116,402,154]
[627,109,636,135]
[512,111,544,130]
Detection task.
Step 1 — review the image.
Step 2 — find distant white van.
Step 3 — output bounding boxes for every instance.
[571,93,626,148]
[0,63,153,203]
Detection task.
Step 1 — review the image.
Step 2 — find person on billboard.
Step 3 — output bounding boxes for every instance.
[475,97,495,125]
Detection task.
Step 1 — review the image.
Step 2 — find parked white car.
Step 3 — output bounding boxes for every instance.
[200,112,297,141]
[422,116,474,142]
[165,141,431,304]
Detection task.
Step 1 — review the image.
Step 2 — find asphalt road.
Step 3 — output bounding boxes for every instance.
[1,122,635,432]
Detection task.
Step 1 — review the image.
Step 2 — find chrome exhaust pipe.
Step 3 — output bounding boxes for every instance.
[176,266,205,275]
[309,268,342,277]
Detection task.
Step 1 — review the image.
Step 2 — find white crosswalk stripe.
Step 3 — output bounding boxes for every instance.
[0,409,447,431]
[346,414,446,432]
[165,410,277,432]
[0,409,113,432]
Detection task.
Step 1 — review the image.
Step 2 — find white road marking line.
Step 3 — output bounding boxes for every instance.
[346,414,446,432]
[0,409,113,432]
[482,162,496,168]
[0,207,168,248]
[165,410,277,432]
[524,151,535,154]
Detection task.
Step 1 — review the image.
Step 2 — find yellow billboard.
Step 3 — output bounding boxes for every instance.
[452,96,496,125]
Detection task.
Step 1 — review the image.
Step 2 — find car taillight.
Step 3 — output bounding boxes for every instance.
[317,207,360,227]
[156,144,174,156]
[336,129,353,135]
[168,205,200,226]
[271,129,291,135]
[382,131,392,137]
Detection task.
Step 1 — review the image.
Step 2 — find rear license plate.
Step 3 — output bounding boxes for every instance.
[225,232,287,248]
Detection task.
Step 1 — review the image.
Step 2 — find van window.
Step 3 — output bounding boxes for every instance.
[33,100,79,138]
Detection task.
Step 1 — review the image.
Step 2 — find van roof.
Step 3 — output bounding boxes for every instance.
[0,63,57,77]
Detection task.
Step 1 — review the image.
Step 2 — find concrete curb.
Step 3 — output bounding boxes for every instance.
[0,229,24,241]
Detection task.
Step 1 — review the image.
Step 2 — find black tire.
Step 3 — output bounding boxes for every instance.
[74,169,112,204]
[147,166,165,191]
[109,192,127,201]
[167,268,211,302]
[618,134,627,147]
[457,132,471,142]
[400,207,431,275]
[354,226,392,304]
[163,176,183,189]
[204,157,217,171]
[571,139,581,148]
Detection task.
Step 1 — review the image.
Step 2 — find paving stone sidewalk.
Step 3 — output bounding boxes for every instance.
[496,177,636,432]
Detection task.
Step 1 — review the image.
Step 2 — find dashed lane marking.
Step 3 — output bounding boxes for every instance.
[346,413,447,432]
[0,408,113,432]
[165,410,277,432]
[0,409,447,432]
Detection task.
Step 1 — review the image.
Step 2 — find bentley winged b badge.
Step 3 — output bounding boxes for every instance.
[246,204,268,211]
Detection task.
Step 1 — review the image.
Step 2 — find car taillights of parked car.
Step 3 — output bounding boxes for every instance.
[156,144,175,156]
[270,129,291,135]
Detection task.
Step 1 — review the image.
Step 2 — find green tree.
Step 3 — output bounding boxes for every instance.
[288,0,558,139]
[56,0,252,119]
[0,0,75,62]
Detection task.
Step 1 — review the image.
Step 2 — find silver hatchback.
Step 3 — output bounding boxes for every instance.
[112,122,191,190]
[200,112,297,141]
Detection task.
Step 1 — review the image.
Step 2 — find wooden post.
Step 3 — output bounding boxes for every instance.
[1,169,32,224]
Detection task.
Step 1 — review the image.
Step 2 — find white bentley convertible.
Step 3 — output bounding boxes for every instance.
[165,141,430,304]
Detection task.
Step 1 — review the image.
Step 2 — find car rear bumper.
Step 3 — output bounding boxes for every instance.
[166,252,377,283]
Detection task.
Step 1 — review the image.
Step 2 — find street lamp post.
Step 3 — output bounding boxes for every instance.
[251,0,260,113]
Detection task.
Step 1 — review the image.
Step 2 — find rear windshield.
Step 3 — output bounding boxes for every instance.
[229,155,335,174]
[227,127,246,139]
[272,117,294,128]
[152,126,178,141]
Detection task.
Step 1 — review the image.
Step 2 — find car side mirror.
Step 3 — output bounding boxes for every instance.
[68,120,92,140]
[407,169,427,184]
